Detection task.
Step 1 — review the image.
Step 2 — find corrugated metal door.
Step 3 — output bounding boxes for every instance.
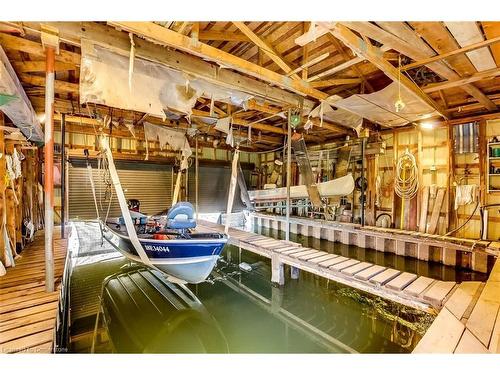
[188,165,250,213]
[68,159,173,219]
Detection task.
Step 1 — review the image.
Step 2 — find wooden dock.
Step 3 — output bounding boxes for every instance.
[198,220,462,313]
[251,212,497,273]
[413,257,500,353]
[0,228,68,354]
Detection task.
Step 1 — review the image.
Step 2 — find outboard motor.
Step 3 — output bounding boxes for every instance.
[166,202,197,237]
[127,199,141,212]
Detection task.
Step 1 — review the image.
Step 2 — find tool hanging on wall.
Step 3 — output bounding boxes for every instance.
[394,149,419,229]
[394,149,419,200]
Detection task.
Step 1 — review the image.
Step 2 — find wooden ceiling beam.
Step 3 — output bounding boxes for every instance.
[199,30,250,42]
[327,23,447,117]
[108,22,329,101]
[12,60,76,73]
[422,67,500,93]
[232,21,301,80]
[400,35,500,72]
[286,52,329,77]
[26,22,316,112]
[356,21,497,111]
[310,78,362,88]
[19,73,79,94]
[0,32,80,65]
[324,32,374,93]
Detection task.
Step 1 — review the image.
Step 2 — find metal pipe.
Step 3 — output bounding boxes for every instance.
[61,113,66,238]
[285,109,292,241]
[360,137,366,227]
[44,45,55,292]
[195,136,199,220]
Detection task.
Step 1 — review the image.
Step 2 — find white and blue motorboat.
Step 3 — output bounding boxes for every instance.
[103,201,227,284]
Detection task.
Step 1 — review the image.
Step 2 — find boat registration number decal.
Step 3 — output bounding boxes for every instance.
[144,244,170,252]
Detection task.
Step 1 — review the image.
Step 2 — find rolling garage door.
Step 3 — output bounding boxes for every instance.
[188,165,249,213]
[68,159,173,219]
[69,160,250,219]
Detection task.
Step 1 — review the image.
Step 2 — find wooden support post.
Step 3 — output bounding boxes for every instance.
[327,228,335,242]
[5,141,17,259]
[285,109,291,241]
[271,219,279,231]
[472,252,488,273]
[290,266,300,279]
[417,243,430,261]
[271,253,285,285]
[341,231,350,245]
[60,113,66,238]
[357,233,366,248]
[44,44,56,292]
[0,113,6,267]
[396,240,406,256]
[442,248,457,266]
[447,122,454,232]
[312,226,321,239]
[375,237,385,252]
[300,224,311,237]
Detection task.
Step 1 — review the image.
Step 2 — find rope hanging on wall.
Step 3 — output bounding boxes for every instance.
[394,149,419,200]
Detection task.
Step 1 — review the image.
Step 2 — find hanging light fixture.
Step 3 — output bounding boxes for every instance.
[395,55,406,113]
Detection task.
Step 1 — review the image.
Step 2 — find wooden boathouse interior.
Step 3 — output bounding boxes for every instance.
[2,14,500,356]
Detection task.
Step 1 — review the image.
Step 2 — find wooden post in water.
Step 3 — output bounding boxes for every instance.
[285,109,292,241]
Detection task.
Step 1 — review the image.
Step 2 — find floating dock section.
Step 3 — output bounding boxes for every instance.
[198,220,466,313]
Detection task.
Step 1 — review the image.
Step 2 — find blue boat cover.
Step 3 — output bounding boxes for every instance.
[167,202,196,230]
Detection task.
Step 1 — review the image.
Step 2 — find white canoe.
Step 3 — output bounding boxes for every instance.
[248,174,355,202]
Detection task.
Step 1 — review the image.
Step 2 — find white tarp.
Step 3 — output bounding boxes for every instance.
[0,45,43,143]
[306,100,363,135]
[80,40,252,120]
[143,122,192,169]
[331,82,439,128]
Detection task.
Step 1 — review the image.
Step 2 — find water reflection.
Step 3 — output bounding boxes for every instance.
[66,222,436,354]
[92,265,229,353]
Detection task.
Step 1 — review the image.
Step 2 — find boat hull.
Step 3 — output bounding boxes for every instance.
[248,173,355,202]
[103,225,227,284]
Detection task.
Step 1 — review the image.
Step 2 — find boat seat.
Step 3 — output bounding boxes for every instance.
[166,202,196,230]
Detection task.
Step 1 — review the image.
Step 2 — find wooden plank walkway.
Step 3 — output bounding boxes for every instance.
[198,220,458,313]
[413,258,500,353]
[0,228,68,354]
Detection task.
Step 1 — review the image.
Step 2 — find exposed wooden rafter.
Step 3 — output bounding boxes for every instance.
[326,23,447,117]
[108,22,330,101]
[400,35,500,72]
[361,21,497,111]
[422,67,500,93]
[232,21,301,80]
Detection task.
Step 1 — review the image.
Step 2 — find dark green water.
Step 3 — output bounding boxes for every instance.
[67,222,441,354]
